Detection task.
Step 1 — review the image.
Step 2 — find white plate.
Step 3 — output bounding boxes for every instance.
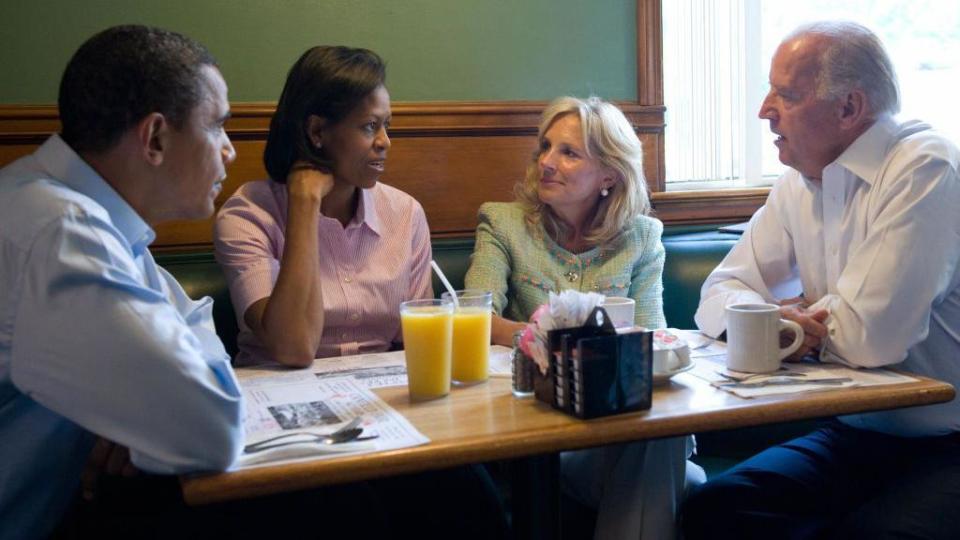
[653,361,695,385]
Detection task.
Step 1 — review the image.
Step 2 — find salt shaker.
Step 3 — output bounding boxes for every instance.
[512,331,535,398]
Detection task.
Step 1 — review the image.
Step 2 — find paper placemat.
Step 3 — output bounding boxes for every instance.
[672,329,919,398]
[235,375,429,469]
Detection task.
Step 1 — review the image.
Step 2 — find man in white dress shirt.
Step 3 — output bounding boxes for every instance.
[682,21,960,540]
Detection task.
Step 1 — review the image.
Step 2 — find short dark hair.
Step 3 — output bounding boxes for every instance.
[263,46,386,184]
[58,25,217,154]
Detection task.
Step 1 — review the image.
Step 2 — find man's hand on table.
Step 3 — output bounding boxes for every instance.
[81,437,139,501]
[778,298,829,361]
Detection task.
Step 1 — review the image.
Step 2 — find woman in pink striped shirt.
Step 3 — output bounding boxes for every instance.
[214,48,509,539]
[214,47,433,367]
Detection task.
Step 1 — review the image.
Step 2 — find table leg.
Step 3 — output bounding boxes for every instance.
[510,453,560,540]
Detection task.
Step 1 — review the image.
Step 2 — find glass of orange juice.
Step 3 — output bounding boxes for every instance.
[400,298,454,401]
[440,289,493,386]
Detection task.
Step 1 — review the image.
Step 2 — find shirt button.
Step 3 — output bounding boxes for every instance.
[344,277,352,283]
[341,333,349,340]
[350,313,360,321]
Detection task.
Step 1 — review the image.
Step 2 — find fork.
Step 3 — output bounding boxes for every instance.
[244,416,365,453]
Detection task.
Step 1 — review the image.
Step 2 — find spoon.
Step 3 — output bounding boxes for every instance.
[244,416,366,453]
[243,429,378,454]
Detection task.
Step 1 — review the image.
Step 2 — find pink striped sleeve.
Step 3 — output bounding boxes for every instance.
[213,181,284,324]
[408,201,434,300]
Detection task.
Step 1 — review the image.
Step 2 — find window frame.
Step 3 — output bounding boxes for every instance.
[638,0,768,225]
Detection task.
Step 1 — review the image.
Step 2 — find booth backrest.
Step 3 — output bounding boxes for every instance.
[661,230,741,329]
[156,229,740,358]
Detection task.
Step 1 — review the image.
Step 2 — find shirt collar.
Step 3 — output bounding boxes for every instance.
[832,116,902,186]
[35,135,155,254]
[350,187,381,235]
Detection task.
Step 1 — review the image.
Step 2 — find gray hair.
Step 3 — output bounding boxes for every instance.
[786,21,900,115]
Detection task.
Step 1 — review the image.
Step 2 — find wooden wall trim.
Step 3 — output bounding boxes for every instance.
[636,0,664,108]
[652,189,769,225]
[636,0,666,191]
[0,101,762,250]
[0,101,667,140]
[0,106,63,144]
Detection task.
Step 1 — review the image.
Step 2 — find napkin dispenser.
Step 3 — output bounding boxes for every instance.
[533,307,653,419]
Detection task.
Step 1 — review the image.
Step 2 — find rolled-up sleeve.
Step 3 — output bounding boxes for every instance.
[825,156,960,367]
[11,210,244,473]
[214,193,282,325]
[407,202,434,301]
[695,182,801,337]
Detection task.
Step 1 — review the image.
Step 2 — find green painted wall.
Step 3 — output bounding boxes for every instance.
[1,0,637,103]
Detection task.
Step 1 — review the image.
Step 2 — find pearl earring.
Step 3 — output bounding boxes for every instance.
[600,187,610,197]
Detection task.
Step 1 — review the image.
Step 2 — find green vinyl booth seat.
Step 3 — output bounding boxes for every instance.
[157,228,741,359]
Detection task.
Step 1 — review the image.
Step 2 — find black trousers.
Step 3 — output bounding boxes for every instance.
[681,420,960,540]
[53,464,508,540]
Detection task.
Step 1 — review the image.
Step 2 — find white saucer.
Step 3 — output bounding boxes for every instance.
[653,361,695,385]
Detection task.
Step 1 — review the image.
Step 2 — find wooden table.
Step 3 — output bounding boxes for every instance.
[182,371,954,507]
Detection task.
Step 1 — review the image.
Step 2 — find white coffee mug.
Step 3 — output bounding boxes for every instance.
[725,303,805,373]
[601,296,636,328]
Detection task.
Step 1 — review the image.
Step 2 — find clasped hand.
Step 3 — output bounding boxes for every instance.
[778,296,829,361]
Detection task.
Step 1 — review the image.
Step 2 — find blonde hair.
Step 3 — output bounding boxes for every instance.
[514,96,650,246]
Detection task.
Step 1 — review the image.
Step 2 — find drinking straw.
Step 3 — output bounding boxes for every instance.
[429,260,460,309]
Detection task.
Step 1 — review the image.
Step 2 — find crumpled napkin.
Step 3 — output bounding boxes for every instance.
[519,290,606,374]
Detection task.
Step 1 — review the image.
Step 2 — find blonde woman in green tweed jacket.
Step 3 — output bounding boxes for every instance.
[465,96,704,539]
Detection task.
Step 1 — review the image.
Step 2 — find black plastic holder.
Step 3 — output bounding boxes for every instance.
[533,307,653,419]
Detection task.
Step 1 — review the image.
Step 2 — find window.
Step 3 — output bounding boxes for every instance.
[662,0,960,190]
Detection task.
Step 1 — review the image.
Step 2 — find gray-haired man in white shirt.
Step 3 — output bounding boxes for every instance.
[683,21,960,540]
